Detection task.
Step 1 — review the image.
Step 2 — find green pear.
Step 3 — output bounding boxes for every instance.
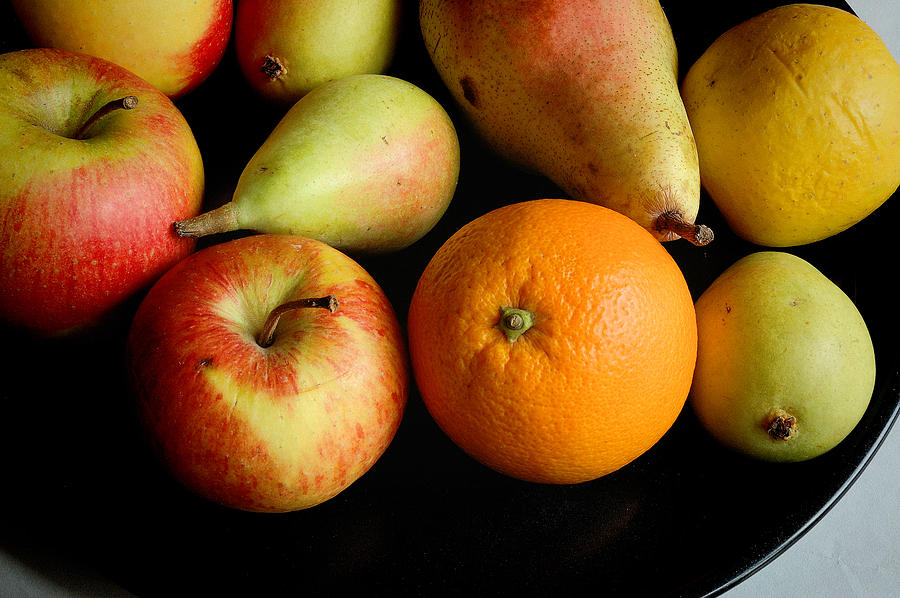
[420,0,711,245]
[235,0,402,105]
[691,252,876,462]
[175,74,460,254]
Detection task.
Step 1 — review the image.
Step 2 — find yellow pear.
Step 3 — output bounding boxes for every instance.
[420,0,711,245]
[682,4,900,247]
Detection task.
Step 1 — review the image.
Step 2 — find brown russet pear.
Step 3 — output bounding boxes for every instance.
[420,0,711,245]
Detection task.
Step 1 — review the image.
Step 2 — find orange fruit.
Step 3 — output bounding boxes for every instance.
[407,198,697,484]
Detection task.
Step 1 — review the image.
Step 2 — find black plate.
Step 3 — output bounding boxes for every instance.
[2,2,898,596]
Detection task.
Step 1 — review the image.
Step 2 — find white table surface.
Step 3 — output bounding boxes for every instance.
[2,2,898,597]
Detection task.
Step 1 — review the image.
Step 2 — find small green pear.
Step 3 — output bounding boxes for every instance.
[175,74,460,254]
[235,0,402,105]
[690,252,876,462]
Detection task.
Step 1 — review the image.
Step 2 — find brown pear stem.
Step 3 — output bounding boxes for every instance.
[174,203,240,238]
[256,295,339,348]
[655,211,714,246]
[260,55,287,80]
[766,409,797,441]
[75,95,138,140]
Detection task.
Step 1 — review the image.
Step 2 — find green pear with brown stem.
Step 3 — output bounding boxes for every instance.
[420,0,711,245]
[235,0,402,105]
[175,74,460,254]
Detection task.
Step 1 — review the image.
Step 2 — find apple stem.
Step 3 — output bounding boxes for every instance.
[256,295,339,348]
[174,204,240,238]
[655,211,714,246]
[74,95,139,140]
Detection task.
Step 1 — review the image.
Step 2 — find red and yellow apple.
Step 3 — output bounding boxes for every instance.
[10,0,233,98]
[126,234,409,513]
[0,48,204,336]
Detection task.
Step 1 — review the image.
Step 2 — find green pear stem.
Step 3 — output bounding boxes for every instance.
[75,95,138,140]
[655,211,714,246]
[174,203,240,238]
[496,306,535,343]
[256,295,339,348]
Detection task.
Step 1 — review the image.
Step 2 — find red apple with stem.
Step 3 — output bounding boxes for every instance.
[126,234,409,513]
[0,48,204,336]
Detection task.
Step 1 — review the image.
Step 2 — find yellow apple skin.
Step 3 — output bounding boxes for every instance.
[10,0,233,98]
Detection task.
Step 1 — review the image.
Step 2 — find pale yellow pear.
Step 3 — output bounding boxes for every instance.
[175,75,460,254]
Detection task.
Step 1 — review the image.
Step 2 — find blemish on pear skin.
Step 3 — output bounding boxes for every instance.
[459,76,478,107]
[197,357,214,370]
